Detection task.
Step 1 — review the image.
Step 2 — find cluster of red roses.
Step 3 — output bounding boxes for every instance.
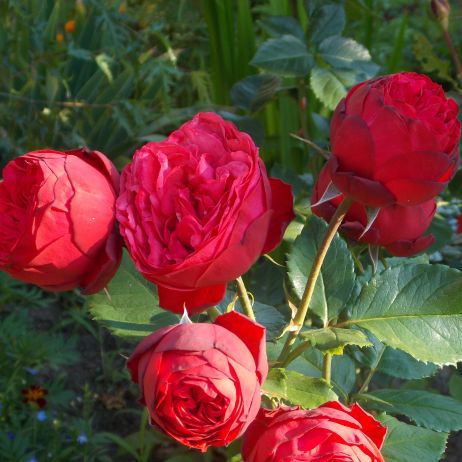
[0,72,459,461]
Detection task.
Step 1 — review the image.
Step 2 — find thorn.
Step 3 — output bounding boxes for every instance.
[359,207,380,238]
[180,305,193,324]
[311,181,342,208]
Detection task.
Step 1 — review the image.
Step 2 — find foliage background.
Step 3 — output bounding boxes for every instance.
[2,0,462,461]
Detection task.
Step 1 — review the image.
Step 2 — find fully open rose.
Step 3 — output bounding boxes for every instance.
[0,148,122,293]
[328,72,460,207]
[116,112,294,313]
[127,311,267,451]
[242,402,387,462]
[312,165,436,256]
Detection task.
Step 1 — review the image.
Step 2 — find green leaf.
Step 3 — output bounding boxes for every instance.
[301,327,372,353]
[250,35,314,76]
[377,348,439,380]
[341,263,462,365]
[360,389,462,432]
[310,66,361,110]
[262,368,337,408]
[310,4,345,44]
[259,16,305,41]
[287,216,356,324]
[230,74,281,112]
[88,252,177,339]
[379,414,448,462]
[319,36,378,77]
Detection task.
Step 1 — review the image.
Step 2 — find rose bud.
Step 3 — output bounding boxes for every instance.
[127,311,268,452]
[0,148,122,293]
[117,112,294,314]
[242,402,387,462]
[328,72,460,208]
[312,165,436,256]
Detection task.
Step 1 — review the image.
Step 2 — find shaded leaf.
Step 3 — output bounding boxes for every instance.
[230,74,281,112]
[379,414,448,462]
[251,35,314,76]
[88,252,177,339]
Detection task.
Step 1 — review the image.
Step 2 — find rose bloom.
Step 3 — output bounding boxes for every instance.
[117,112,294,314]
[127,311,267,451]
[312,165,436,256]
[242,402,387,462]
[0,148,122,294]
[328,72,460,208]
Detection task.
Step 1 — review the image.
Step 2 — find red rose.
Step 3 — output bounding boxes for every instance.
[0,148,122,293]
[242,402,387,462]
[329,72,460,207]
[127,311,268,452]
[312,165,436,256]
[116,112,294,314]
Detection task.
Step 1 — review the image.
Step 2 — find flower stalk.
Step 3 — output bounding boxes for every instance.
[278,196,352,363]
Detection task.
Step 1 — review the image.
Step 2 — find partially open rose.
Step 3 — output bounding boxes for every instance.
[329,72,460,207]
[0,148,122,293]
[116,112,294,313]
[242,402,387,462]
[127,311,267,451]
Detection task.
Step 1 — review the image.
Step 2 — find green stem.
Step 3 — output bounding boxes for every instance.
[234,276,256,321]
[357,343,386,395]
[323,353,332,385]
[277,197,353,363]
[207,306,221,321]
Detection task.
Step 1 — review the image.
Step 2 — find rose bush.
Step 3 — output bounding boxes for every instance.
[312,165,436,256]
[328,72,460,207]
[127,311,267,452]
[0,148,122,293]
[242,402,387,462]
[116,112,294,314]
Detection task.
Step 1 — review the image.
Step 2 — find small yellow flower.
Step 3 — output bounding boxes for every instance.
[56,32,64,43]
[119,2,127,13]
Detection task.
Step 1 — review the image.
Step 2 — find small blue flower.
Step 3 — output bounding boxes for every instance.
[26,367,39,376]
[7,431,15,441]
[26,457,38,462]
[36,410,47,422]
[77,432,87,444]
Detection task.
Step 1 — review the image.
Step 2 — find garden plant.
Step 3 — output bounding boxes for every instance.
[2,1,462,461]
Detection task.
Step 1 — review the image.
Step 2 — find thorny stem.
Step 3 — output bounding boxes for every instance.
[234,276,256,321]
[277,197,353,364]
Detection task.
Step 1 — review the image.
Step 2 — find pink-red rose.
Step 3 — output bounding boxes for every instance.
[328,72,460,207]
[127,311,268,451]
[0,148,122,294]
[242,402,387,462]
[116,112,294,314]
[312,165,436,256]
